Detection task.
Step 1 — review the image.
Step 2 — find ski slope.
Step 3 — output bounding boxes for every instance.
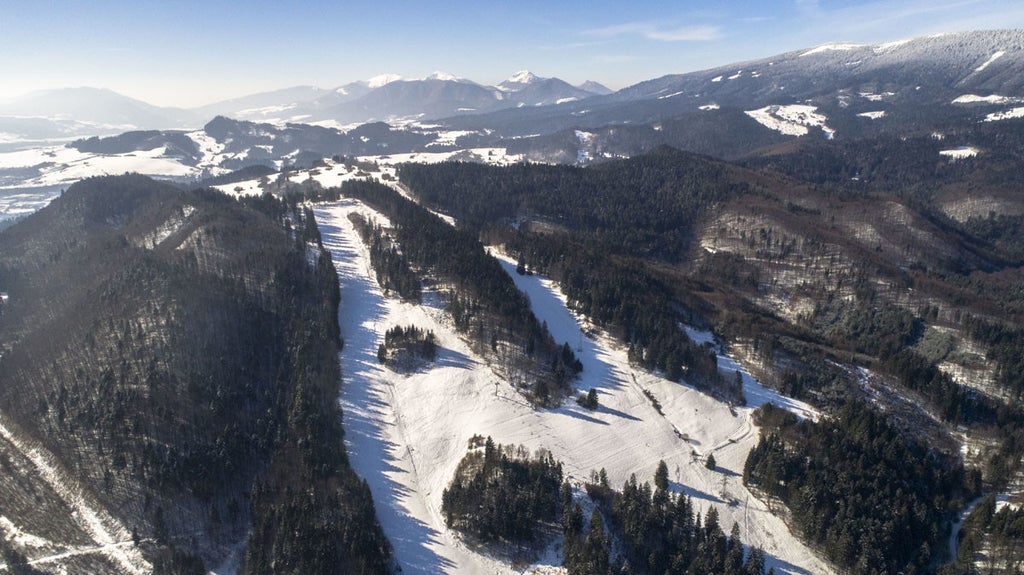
[316,199,834,575]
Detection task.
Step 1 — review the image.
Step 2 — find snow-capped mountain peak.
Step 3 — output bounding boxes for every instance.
[504,70,538,85]
[366,74,404,88]
[508,70,537,83]
[800,42,866,57]
[425,70,461,82]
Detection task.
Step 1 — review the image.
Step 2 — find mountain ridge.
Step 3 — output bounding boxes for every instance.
[0,71,613,137]
[0,174,392,572]
[5,29,1022,146]
[5,29,1024,214]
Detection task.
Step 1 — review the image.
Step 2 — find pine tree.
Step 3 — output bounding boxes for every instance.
[584,510,610,575]
[745,547,767,575]
[726,523,745,573]
[655,460,669,491]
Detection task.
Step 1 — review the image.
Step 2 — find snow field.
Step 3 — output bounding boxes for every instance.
[213,151,522,199]
[745,105,835,139]
[801,43,864,57]
[940,147,979,159]
[0,144,202,190]
[317,199,833,575]
[859,91,895,102]
[952,94,1013,104]
[0,188,63,220]
[985,107,1024,122]
[317,200,510,574]
[857,111,886,119]
[975,51,1006,72]
[364,148,523,166]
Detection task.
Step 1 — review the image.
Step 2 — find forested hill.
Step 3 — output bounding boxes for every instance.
[0,174,390,574]
[397,145,1024,570]
[398,146,761,261]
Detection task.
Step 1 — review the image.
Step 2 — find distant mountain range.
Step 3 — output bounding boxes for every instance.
[3,30,1024,195]
[0,71,613,143]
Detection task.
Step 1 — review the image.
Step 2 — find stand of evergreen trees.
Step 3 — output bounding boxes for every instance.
[242,201,392,575]
[348,211,422,301]
[377,324,437,366]
[0,177,391,572]
[397,147,745,261]
[944,493,1024,573]
[440,439,767,575]
[744,402,976,575]
[338,180,580,405]
[396,158,749,400]
[441,437,563,543]
[965,318,1024,398]
[564,462,766,575]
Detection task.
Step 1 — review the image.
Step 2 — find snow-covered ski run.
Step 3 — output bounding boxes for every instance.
[316,198,832,575]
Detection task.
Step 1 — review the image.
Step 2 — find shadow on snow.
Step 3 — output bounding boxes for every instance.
[319,203,456,575]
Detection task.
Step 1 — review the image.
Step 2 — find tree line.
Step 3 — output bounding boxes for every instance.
[348,211,422,301]
[743,402,976,575]
[338,179,581,405]
[398,147,746,261]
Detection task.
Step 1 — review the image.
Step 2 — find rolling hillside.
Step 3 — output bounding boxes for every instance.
[0,175,390,573]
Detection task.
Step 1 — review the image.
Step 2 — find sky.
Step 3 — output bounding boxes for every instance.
[2,0,1024,108]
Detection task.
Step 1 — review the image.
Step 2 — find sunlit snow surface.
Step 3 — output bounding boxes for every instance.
[745,104,835,139]
[800,42,864,56]
[985,107,1024,122]
[940,146,979,159]
[975,51,1006,72]
[0,144,201,189]
[368,73,404,88]
[317,200,831,575]
[859,91,895,102]
[952,94,1013,104]
[857,111,886,119]
[0,142,209,220]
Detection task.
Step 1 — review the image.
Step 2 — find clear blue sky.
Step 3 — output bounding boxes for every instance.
[2,0,1024,107]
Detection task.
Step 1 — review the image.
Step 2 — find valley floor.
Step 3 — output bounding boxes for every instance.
[316,199,833,575]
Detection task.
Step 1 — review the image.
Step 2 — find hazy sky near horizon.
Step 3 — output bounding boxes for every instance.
[2,0,1024,107]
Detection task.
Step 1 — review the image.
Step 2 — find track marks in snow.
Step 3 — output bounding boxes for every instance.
[317,200,482,574]
[0,419,150,574]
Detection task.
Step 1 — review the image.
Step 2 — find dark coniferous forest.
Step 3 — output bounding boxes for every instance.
[573,463,767,575]
[441,437,563,544]
[0,175,390,573]
[744,403,975,574]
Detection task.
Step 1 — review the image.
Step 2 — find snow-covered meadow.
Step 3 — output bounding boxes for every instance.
[744,104,836,139]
